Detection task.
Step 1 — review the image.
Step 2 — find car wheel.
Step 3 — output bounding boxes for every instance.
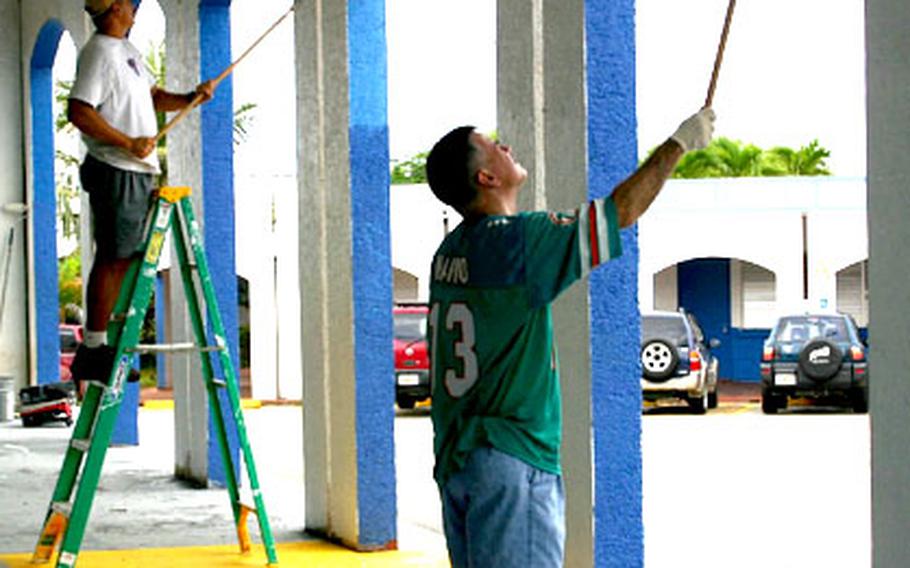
[22,415,36,428]
[688,390,708,414]
[396,396,415,410]
[798,339,843,382]
[708,389,718,409]
[761,387,786,414]
[851,387,869,413]
[641,339,679,381]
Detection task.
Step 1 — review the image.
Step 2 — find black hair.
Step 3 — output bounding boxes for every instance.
[425,125,478,211]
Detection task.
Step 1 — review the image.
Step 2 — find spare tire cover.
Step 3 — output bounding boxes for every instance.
[641,339,679,382]
[798,339,843,381]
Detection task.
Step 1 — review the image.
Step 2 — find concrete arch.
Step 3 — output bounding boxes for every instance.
[29,19,66,385]
[835,255,869,275]
[392,267,419,301]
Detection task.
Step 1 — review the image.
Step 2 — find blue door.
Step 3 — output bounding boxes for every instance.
[678,259,732,378]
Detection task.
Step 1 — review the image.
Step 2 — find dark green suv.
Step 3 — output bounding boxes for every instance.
[759,313,868,414]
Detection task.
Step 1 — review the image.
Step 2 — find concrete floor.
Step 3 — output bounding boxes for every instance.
[0,397,871,568]
[0,405,448,567]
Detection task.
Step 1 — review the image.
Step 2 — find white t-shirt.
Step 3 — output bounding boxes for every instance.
[70,33,160,174]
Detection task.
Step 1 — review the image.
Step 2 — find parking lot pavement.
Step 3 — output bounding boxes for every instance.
[643,411,871,568]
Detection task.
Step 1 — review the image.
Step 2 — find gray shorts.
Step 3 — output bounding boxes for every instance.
[79,154,155,260]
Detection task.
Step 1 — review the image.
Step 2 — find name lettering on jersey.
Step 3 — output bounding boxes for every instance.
[434,255,469,285]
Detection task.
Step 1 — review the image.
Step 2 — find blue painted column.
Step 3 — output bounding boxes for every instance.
[155,274,167,388]
[30,21,64,386]
[199,0,240,486]
[348,0,396,547]
[585,1,644,567]
[111,362,140,445]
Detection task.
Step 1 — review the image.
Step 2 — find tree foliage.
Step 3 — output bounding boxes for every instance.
[392,135,831,184]
[390,151,428,184]
[672,138,832,178]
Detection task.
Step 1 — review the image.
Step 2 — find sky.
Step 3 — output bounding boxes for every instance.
[56,0,867,178]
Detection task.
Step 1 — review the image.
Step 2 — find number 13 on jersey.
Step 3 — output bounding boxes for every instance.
[429,302,479,398]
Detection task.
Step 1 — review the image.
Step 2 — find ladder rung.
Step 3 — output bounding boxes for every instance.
[70,439,92,453]
[212,379,227,389]
[51,501,72,517]
[127,343,224,354]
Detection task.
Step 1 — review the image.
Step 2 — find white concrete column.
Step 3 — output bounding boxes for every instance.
[296,0,355,539]
[159,0,209,484]
[0,0,27,393]
[868,0,910,565]
[274,179,303,400]
[499,1,594,565]
[296,0,396,548]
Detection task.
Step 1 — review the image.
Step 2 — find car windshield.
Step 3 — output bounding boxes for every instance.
[394,312,426,341]
[774,316,849,342]
[642,316,688,346]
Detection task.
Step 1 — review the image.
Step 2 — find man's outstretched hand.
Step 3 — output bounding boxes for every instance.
[670,108,716,152]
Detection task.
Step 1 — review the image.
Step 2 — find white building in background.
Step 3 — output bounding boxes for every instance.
[639,176,868,325]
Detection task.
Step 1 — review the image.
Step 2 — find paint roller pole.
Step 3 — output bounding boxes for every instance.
[704,0,736,108]
[154,5,294,143]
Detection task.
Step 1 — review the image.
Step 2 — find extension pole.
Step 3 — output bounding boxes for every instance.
[154,6,294,142]
[704,0,736,108]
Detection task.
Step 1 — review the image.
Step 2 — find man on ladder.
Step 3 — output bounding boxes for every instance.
[68,0,214,392]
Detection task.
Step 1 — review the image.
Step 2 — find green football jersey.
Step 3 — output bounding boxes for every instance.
[429,196,622,486]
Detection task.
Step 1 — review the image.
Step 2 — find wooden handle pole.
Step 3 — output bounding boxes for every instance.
[154,6,294,142]
[704,0,736,108]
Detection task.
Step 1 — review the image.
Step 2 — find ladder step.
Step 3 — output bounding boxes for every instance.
[212,379,227,389]
[70,439,92,453]
[52,501,73,516]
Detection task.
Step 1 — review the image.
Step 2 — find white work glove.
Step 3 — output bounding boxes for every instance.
[670,108,716,152]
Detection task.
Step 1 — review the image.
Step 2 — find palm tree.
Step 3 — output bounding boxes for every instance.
[763,140,831,176]
[672,138,831,179]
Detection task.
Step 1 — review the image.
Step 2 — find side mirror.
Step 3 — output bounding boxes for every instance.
[709,338,721,349]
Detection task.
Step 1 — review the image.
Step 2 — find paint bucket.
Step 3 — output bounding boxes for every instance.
[0,375,14,422]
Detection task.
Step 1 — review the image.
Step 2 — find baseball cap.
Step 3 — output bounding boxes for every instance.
[84,0,115,17]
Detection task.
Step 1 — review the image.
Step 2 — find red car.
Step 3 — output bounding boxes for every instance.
[393,303,430,409]
[59,323,83,382]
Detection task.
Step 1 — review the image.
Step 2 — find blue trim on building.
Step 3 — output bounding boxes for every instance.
[199,0,239,487]
[30,21,64,386]
[348,0,396,548]
[585,2,643,566]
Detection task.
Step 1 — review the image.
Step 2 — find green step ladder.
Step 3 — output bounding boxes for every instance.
[31,186,278,567]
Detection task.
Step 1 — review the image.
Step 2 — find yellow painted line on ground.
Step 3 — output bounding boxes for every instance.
[142,399,262,410]
[714,402,756,415]
[0,541,449,568]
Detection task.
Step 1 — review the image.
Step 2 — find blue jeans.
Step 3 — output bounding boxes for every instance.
[439,447,565,568]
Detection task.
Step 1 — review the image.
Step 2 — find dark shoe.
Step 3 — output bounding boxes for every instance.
[70,345,140,393]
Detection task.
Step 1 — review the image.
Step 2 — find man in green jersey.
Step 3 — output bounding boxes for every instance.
[425,107,715,567]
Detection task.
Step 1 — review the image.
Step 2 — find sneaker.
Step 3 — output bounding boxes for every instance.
[70,344,140,394]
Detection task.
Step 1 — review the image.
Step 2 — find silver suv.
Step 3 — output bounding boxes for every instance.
[641,310,720,414]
